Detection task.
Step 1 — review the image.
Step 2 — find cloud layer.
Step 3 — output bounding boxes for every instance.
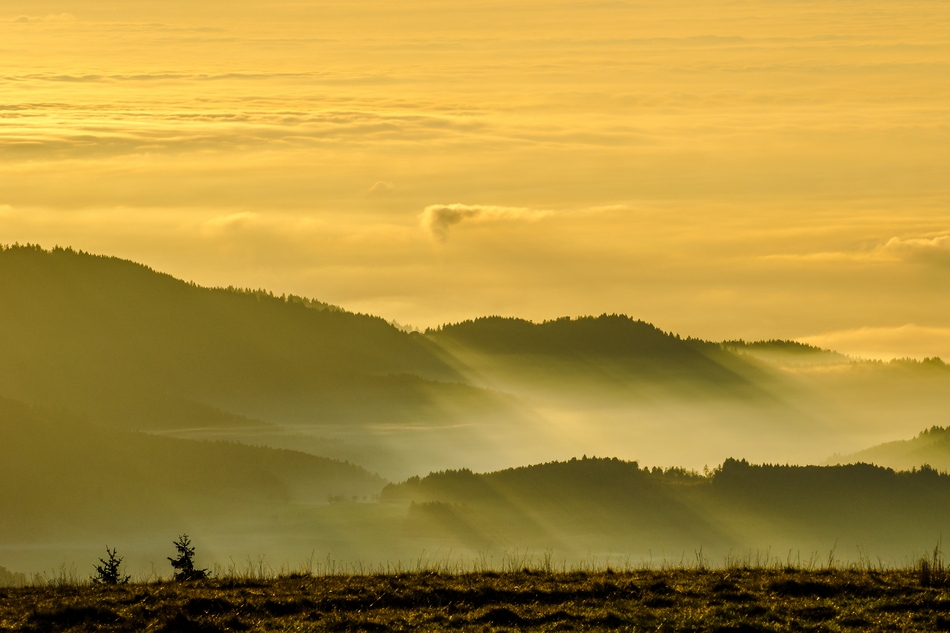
[881,235,950,266]
[420,204,550,242]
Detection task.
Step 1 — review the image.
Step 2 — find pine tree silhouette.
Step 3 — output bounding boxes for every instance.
[167,534,208,581]
[92,546,130,585]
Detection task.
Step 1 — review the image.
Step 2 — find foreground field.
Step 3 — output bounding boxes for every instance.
[2,569,950,632]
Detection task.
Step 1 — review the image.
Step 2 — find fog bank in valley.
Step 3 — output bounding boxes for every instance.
[1,246,949,578]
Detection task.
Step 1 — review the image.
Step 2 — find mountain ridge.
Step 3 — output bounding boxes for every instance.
[831,426,950,472]
[0,244,495,431]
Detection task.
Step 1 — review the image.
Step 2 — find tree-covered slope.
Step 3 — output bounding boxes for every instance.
[721,339,851,366]
[429,315,689,357]
[382,457,950,557]
[831,425,950,472]
[0,245,502,429]
[426,315,770,398]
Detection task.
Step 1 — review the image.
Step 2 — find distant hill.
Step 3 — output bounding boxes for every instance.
[427,315,771,400]
[0,397,385,541]
[0,245,509,430]
[831,426,950,472]
[4,244,950,485]
[721,339,851,366]
[383,457,725,552]
[429,315,690,357]
[383,457,950,557]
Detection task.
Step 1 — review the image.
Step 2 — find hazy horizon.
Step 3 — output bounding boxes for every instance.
[3,0,950,582]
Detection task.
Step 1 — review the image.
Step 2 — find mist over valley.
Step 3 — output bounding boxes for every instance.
[2,245,949,579]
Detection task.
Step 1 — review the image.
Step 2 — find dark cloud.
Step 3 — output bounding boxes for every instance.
[421,204,549,243]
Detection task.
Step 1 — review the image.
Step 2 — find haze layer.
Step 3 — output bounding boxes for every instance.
[1,0,949,356]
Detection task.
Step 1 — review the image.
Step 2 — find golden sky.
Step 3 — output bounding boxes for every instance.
[2,1,949,358]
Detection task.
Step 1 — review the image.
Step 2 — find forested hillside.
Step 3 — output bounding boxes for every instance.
[0,245,506,430]
[383,457,950,558]
[832,426,950,472]
[427,315,772,400]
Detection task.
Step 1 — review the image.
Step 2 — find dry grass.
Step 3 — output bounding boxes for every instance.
[3,568,950,632]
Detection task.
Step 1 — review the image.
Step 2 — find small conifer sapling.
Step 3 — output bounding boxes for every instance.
[92,546,130,585]
[168,534,209,581]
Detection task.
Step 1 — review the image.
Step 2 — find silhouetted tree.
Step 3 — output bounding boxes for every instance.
[92,546,130,585]
[168,534,208,581]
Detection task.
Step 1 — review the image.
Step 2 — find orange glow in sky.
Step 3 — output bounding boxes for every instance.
[2,1,948,357]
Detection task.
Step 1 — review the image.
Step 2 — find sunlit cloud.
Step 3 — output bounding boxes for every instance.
[421,204,551,243]
[202,211,259,231]
[0,104,488,158]
[760,233,950,268]
[879,235,950,266]
[369,181,395,194]
[10,14,75,24]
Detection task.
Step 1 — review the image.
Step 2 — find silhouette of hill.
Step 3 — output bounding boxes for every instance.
[0,397,385,541]
[430,315,690,357]
[427,315,770,400]
[383,457,950,557]
[831,426,950,472]
[725,340,826,353]
[383,457,724,552]
[0,245,508,431]
[721,339,851,366]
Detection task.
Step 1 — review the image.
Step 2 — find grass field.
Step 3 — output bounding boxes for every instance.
[2,567,950,632]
